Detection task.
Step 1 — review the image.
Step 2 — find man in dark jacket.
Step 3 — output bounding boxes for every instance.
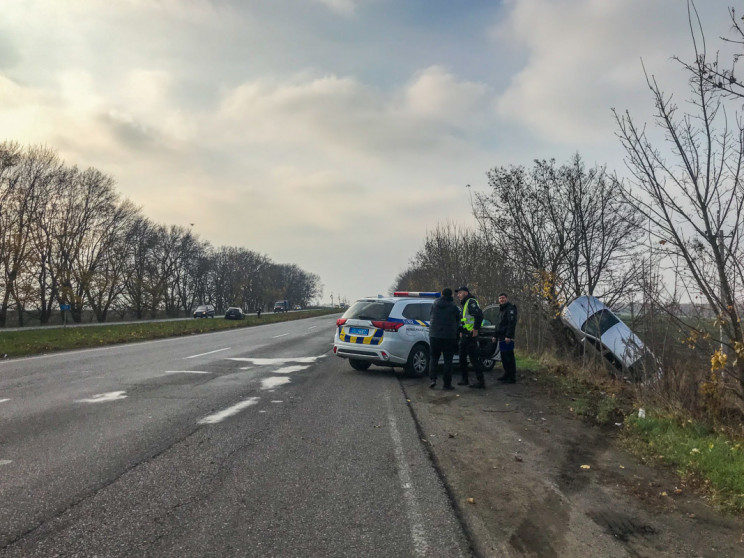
[429,287,461,390]
[495,292,518,383]
[456,286,485,389]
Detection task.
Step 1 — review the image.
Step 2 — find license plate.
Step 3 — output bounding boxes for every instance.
[349,327,369,336]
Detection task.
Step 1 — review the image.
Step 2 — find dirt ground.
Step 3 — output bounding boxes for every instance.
[401,368,744,558]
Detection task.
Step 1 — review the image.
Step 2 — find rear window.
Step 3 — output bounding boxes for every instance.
[343,300,394,321]
[581,309,620,338]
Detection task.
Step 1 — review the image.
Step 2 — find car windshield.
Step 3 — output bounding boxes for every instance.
[196,306,208,311]
[342,301,394,321]
[581,309,620,338]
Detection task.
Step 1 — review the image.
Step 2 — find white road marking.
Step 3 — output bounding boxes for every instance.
[0,460,12,466]
[0,398,9,403]
[386,392,429,557]
[261,377,290,390]
[185,347,230,359]
[271,400,283,403]
[198,397,260,424]
[76,391,128,404]
[165,370,211,375]
[227,356,325,365]
[239,366,252,370]
[273,365,309,374]
[307,326,317,330]
[258,410,267,413]
[272,333,289,338]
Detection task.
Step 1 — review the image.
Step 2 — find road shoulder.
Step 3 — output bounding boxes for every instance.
[402,370,744,558]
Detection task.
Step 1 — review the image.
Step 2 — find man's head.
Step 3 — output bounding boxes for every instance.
[498,292,508,305]
[442,287,453,298]
[456,286,469,301]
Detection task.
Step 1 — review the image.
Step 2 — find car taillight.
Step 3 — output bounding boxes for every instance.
[336,318,347,327]
[371,320,403,332]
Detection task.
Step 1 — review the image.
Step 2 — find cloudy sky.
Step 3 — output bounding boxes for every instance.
[0,0,734,303]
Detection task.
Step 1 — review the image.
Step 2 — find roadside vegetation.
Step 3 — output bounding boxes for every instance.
[393,2,744,513]
[0,308,340,359]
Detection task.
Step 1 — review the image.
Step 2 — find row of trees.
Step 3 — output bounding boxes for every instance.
[0,143,321,326]
[396,2,744,400]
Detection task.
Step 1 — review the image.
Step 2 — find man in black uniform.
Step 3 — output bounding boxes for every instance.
[456,286,485,389]
[428,287,461,390]
[495,292,518,383]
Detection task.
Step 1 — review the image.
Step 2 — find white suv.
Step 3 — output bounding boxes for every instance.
[333,292,500,375]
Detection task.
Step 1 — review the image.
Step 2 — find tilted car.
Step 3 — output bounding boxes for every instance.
[224,307,245,320]
[561,296,657,380]
[193,304,215,318]
[333,292,500,376]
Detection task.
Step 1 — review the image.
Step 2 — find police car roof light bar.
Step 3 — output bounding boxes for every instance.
[393,291,440,298]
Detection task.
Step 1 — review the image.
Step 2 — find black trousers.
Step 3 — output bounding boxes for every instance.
[459,334,484,384]
[430,337,457,386]
[500,349,516,381]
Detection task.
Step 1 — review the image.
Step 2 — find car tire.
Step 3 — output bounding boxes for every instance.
[349,359,372,371]
[405,343,430,377]
[480,357,497,371]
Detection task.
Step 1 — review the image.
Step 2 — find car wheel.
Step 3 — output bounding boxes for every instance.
[405,344,430,377]
[349,359,372,371]
[480,357,496,371]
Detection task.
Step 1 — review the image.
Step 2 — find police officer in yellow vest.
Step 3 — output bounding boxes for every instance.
[455,286,485,389]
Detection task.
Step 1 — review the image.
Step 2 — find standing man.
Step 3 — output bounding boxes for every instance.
[456,286,485,389]
[429,287,461,390]
[495,292,518,383]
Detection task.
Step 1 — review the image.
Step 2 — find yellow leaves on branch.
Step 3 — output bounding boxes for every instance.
[710,348,727,372]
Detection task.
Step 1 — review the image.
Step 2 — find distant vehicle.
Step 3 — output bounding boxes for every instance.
[224,307,245,320]
[193,304,215,318]
[274,300,289,313]
[333,292,499,376]
[294,305,302,310]
[561,296,656,380]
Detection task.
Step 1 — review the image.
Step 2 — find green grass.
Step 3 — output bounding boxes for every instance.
[0,308,341,358]
[516,351,541,372]
[624,413,744,512]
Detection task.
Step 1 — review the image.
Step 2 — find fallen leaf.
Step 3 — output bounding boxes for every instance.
[660,491,668,497]
[580,465,591,470]
[619,465,625,469]
[674,488,683,494]
[515,455,523,462]
[467,498,475,504]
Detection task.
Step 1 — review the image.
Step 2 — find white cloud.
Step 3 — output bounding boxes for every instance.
[494,0,716,145]
[312,0,358,15]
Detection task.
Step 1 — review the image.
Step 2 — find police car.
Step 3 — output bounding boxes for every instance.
[333,292,500,375]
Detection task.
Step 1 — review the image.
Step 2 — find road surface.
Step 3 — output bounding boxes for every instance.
[0,315,469,557]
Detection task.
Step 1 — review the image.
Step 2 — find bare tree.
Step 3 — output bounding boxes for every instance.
[0,145,61,326]
[675,2,744,100]
[614,12,744,393]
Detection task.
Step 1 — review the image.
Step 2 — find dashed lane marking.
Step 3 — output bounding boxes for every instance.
[0,398,9,403]
[261,377,290,390]
[76,391,127,404]
[198,397,260,424]
[0,460,12,466]
[273,365,309,374]
[185,347,230,359]
[227,356,325,365]
[165,370,211,375]
[272,333,289,338]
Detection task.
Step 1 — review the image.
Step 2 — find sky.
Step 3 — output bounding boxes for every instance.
[0,0,735,303]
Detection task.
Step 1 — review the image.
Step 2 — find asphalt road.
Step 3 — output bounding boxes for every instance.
[0,315,470,557]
